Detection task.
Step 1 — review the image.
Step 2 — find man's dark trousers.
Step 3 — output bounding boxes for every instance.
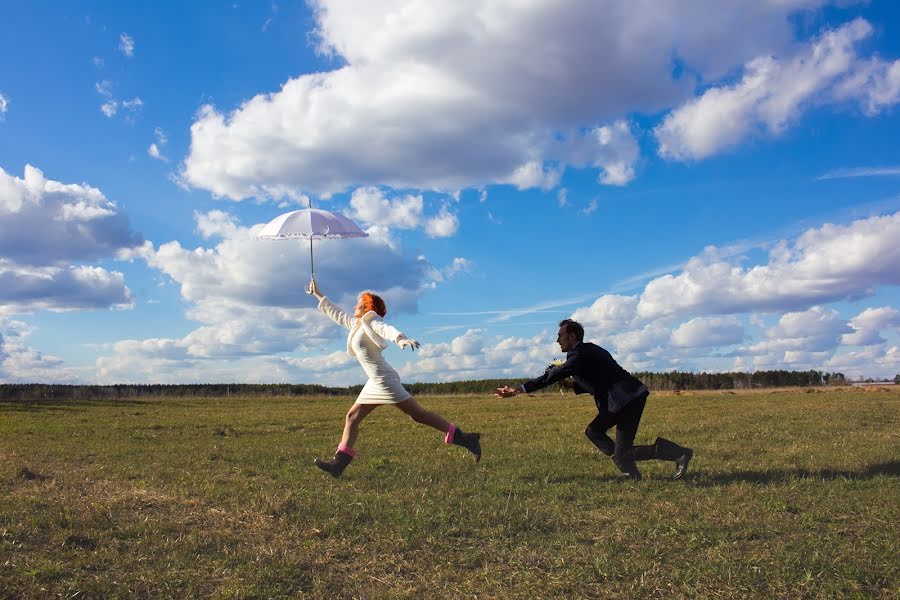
[584,391,648,471]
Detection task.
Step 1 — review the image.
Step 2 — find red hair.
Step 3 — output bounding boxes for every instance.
[359,292,387,317]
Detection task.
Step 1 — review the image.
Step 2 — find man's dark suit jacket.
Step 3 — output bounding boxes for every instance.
[522,341,648,413]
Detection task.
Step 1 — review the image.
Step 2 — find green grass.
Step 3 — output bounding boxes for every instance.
[1,388,898,599]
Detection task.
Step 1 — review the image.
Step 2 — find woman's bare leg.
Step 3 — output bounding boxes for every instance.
[340,402,380,448]
[393,397,451,433]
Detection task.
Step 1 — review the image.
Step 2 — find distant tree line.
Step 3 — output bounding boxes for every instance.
[0,370,864,401]
[633,369,848,391]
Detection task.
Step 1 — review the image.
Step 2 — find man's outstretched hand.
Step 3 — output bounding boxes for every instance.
[494,385,519,399]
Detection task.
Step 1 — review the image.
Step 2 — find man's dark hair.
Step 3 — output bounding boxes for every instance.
[558,319,584,341]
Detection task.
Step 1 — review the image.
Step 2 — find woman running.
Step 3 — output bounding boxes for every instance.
[309,278,481,478]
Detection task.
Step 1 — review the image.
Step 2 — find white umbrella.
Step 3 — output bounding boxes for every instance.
[257,208,368,293]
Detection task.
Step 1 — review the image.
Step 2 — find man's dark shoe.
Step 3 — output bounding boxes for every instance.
[614,470,642,482]
[451,429,482,462]
[314,450,354,478]
[672,447,693,480]
[654,437,693,480]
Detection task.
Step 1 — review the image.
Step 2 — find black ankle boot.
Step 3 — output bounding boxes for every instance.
[654,437,693,480]
[314,450,354,478]
[451,428,482,462]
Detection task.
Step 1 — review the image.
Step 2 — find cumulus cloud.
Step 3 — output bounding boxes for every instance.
[122,98,143,111]
[95,80,113,97]
[406,329,557,382]
[424,205,459,238]
[553,212,900,374]
[0,92,8,120]
[826,345,900,379]
[0,319,81,383]
[0,164,143,266]
[145,211,431,310]
[349,187,424,230]
[570,294,638,334]
[100,101,118,118]
[0,263,133,313]
[637,212,900,320]
[0,165,141,315]
[841,306,900,346]
[95,80,141,120]
[149,128,171,161]
[832,54,900,115]
[656,18,900,160]
[182,0,824,199]
[671,316,744,348]
[582,121,639,185]
[119,33,135,57]
[148,143,167,161]
[745,306,851,355]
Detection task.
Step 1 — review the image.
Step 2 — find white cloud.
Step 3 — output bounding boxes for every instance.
[0,319,82,383]
[0,164,143,267]
[587,121,638,185]
[92,57,104,69]
[0,263,133,314]
[606,322,672,356]
[826,345,900,379]
[427,256,475,285]
[405,330,557,382]
[450,328,484,356]
[0,165,140,315]
[349,187,423,230]
[424,205,459,238]
[0,92,9,119]
[194,209,239,240]
[571,294,638,333]
[556,212,900,375]
[95,80,113,97]
[146,211,431,309]
[746,306,851,355]
[100,100,118,117]
[580,198,598,216]
[832,55,900,115]
[671,316,744,348]
[637,212,900,320]
[842,306,900,346]
[96,81,140,120]
[119,33,135,57]
[182,0,825,199]
[656,18,900,161]
[122,97,143,111]
[818,166,900,180]
[148,143,167,162]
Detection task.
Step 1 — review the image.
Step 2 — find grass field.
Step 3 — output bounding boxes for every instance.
[1,387,898,599]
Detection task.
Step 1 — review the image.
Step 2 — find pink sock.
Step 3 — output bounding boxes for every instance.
[444,423,457,444]
[337,443,357,457]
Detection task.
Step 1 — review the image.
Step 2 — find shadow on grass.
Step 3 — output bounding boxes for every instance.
[688,460,900,486]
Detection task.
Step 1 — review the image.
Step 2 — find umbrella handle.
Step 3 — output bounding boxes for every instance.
[305,239,315,295]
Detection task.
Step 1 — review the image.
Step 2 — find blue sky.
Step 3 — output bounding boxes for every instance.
[1,0,899,384]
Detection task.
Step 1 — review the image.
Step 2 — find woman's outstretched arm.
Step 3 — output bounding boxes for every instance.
[370,318,420,351]
[309,277,354,330]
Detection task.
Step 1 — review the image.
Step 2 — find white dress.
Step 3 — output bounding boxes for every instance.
[318,297,412,404]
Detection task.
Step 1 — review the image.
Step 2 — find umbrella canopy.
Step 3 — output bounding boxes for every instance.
[257,208,368,240]
[257,208,368,294]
